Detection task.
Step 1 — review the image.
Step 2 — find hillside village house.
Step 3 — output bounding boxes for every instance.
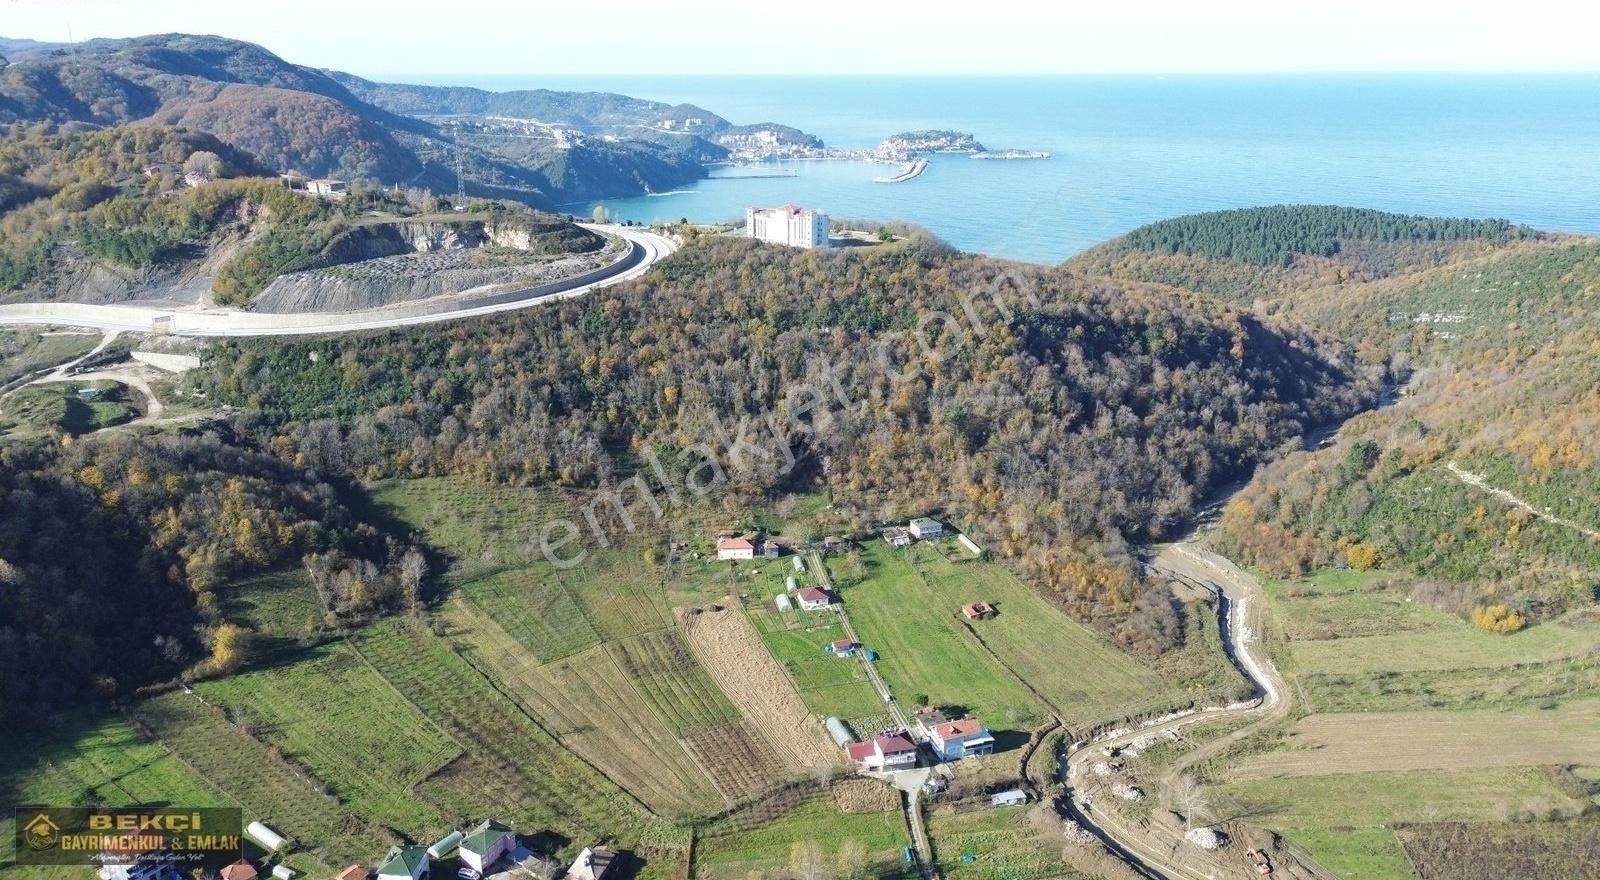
[562,847,618,880]
[881,527,912,548]
[797,587,834,610]
[908,517,946,539]
[827,638,858,655]
[307,178,348,197]
[716,537,755,560]
[337,866,367,880]
[376,846,429,880]
[459,820,516,874]
[220,861,258,880]
[845,732,918,772]
[927,717,996,761]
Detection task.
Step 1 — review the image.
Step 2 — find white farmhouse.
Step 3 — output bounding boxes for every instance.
[745,205,830,248]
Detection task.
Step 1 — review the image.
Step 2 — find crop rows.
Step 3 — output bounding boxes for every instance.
[193,643,458,836]
[458,568,600,663]
[681,721,787,802]
[130,691,380,867]
[611,630,741,735]
[349,619,640,839]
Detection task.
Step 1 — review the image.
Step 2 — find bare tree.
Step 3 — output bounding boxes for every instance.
[789,840,829,880]
[1173,775,1210,831]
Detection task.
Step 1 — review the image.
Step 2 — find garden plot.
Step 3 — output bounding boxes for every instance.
[676,601,838,772]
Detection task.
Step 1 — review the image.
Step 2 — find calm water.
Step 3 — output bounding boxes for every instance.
[446,75,1600,263]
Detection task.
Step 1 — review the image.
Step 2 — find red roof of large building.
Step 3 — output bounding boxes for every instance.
[717,537,754,551]
[797,587,831,603]
[932,718,986,740]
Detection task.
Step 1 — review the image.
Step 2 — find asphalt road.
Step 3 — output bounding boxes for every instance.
[0,224,676,338]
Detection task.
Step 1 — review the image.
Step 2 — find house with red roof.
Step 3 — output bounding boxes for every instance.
[220,861,258,880]
[844,732,918,772]
[716,537,755,560]
[796,587,834,611]
[928,717,995,761]
[826,638,858,656]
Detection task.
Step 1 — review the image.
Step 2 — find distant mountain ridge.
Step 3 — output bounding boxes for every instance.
[0,33,820,206]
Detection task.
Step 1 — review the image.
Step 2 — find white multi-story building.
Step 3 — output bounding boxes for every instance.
[745,205,830,248]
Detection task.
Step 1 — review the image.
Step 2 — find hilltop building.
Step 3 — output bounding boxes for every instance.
[745,205,830,249]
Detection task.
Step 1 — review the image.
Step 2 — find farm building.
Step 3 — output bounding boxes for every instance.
[337,866,368,880]
[376,846,429,880]
[427,830,462,858]
[306,178,348,197]
[826,638,858,656]
[775,593,793,611]
[797,587,834,610]
[991,789,1028,807]
[245,822,285,852]
[824,716,856,746]
[908,517,946,539]
[928,717,996,761]
[716,537,755,560]
[757,539,781,559]
[459,820,515,874]
[881,527,912,547]
[220,860,257,880]
[824,536,845,553]
[961,602,995,620]
[563,848,617,880]
[845,732,918,772]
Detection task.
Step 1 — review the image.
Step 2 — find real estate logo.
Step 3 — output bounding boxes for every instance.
[13,807,242,871]
[22,813,60,851]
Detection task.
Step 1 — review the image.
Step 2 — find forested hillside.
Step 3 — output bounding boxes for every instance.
[0,33,802,205]
[1073,204,1540,304]
[0,434,419,718]
[202,234,1376,655]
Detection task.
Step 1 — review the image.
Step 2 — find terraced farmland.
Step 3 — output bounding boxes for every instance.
[349,618,647,840]
[454,568,601,664]
[445,598,721,815]
[192,642,458,836]
[694,787,907,880]
[129,690,381,868]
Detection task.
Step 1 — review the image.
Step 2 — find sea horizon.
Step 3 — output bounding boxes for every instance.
[388,73,1600,262]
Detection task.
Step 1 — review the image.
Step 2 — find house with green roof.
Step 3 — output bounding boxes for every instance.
[459,820,516,874]
[376,846,429,880]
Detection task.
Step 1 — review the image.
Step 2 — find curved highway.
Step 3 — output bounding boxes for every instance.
[0,224,675,338]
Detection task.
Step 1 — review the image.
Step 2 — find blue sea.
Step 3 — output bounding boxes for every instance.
[446,75,1600,264]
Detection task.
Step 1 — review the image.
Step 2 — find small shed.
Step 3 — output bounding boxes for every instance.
[245,822,285,852]
[775,594,793,612]
[826,639,857,655]
[991,789,1028,807]
[823,717,855,747]
[962,602,995,620]
[337,866,368,880]
[271,866,296,880]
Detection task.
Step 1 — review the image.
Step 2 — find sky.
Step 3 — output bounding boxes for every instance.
[3,0,1599,79]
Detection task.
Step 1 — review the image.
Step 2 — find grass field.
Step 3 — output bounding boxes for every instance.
[0,712,234,880]
[831,541,1045,727]
[694,788,907,880]
[191,641,459,836]
[0,380,136,436]
[221,569,325,637]
[926,806,1082,880]
[1228,702,1600,779]
[904,540,1178,725]
[749,602,886,723]
[1216,767,1586,878]
[1266,570,1600,678]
